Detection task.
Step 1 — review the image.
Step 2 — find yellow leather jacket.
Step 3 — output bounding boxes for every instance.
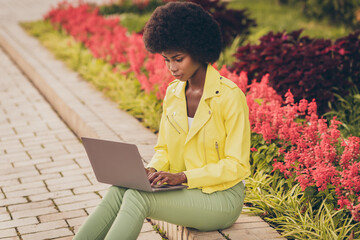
[147,65,250,193]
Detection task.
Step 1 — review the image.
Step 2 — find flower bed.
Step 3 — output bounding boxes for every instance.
[43,1,360,236]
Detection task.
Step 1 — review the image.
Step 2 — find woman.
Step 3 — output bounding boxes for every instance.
[74,2,250,239]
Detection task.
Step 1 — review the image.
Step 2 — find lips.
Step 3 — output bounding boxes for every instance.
[173,75,182,79]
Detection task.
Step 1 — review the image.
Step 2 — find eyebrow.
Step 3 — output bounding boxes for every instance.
[162,54,183,59]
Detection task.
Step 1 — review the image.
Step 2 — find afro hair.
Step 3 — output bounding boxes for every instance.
[143,1,222,64]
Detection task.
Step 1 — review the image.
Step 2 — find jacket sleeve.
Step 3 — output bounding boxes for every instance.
[146,94,170,172]
[184,87,251,189]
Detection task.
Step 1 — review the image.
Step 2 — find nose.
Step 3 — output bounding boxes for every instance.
[169,62,178,74]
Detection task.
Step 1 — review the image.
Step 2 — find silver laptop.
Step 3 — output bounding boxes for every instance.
[81,137,187,192]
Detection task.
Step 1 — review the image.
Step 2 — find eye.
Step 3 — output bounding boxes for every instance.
[164,58,170,62]
[175,58,183,63]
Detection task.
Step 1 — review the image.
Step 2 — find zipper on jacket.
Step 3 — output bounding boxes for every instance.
[166,114,181,134]
[203,126,207,164]
[171,114,185,133]
[215,141,221,160]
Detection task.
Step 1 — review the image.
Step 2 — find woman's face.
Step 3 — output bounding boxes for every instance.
[161,51,202,82]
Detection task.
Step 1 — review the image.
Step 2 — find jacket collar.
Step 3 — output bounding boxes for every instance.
[173,64,221,100]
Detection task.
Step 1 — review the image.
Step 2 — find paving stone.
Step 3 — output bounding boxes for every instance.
[60,167,93,177]
[54,236,73,240]
[17,219,68,235]
[39,209,87,223]
[21,228,73,240]
[0,197,27,207]
[20,172,61,183]
[0,163,13,171]
[0,213,11,222]
[20,135,58,146]
[40,164,81,174]
[53,192,100,205]
[8,200,54,212]
[66,216,87,227]
[98,190,108,198]
[12,206,58,219]
[84,206,97,215]
[0,168,38,181]
[73,156,92,168]
[2,180,45,193]
[0,165,37,176]
[51,152,86,162]
[64,144,86,154]
[0,179,20,188]
[73,184,110,195]
[2,153,28,164]
[86,172,98,183]
[12,157,52,167]
[0,236,20,240]
[27,148,69,160]
[29,189,73,202]
[140,221,154,233]
[0,207,7,215]
[46,179,92,192]
[0,228,17,238]
[73,225,81,234]
[0,217,39,229]
[5,186,49,198]
[58,198,101,212]
[36,159,78,170]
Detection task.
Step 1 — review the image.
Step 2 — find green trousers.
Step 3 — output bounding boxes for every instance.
[74,181,245,240]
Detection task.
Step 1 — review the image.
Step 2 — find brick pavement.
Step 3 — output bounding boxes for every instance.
[0,47,161,239]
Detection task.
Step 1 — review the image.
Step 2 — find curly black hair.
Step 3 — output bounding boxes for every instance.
[143,1,222,64]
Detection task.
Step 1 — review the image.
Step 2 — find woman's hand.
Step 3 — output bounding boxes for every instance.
[148,171,187,186]
[145,167,157,176]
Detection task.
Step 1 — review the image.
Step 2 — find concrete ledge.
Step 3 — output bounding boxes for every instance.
[151,220,225,240]
[0,21,284,240]
[151,212,285,240]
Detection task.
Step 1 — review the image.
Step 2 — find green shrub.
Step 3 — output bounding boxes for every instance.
[99,0,163,15]
[245,171,360,239]
[324,85,360,138]
[250,133,281,176]
[280,0,360,29]
[119,12,152,33]
[217,35,241,68]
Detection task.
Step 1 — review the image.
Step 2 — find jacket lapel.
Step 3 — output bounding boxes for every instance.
[172,81,189,133]
[185,65,221,144]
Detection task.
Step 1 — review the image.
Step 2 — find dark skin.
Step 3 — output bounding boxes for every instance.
[146,51,207,186]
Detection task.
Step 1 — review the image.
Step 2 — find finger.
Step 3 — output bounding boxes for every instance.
[150,171,164,180]
[151,174,165,186]
[148,172,159,181]
[159,177,169,185]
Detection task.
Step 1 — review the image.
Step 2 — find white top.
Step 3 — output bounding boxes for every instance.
[187,116,194,128]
